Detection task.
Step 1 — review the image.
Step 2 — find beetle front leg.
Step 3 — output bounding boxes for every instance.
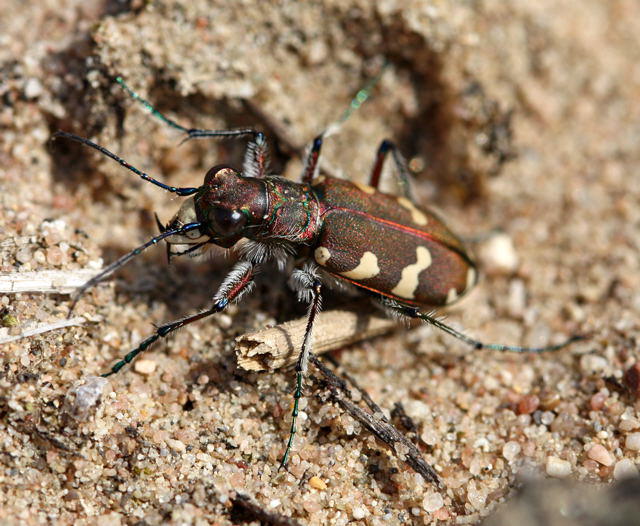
[279,269,323,469]
[102,262,257,377]
[368,139,413,199]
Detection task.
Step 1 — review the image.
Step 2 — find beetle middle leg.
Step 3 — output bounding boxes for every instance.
[102,262,257,377]
[279,266,323,469]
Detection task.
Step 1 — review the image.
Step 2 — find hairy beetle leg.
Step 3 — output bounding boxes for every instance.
[102,262,256,377]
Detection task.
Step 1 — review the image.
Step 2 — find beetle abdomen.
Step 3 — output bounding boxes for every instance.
[312,177,477,307]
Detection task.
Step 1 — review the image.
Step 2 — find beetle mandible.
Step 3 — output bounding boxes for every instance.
[54,75,580,469]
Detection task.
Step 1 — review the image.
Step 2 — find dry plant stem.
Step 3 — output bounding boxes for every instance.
[0,317,85,345]
[309,354,443,488]
[236,304,401,371]
[0,270,101,294]
[231,493,302,526]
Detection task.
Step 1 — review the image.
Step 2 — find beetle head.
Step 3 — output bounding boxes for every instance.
[195,165,267,246]
[163,165,267,255]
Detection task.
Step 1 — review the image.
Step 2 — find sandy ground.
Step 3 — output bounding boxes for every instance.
[1,1,640,524]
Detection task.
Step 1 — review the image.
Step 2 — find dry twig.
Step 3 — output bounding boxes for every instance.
[0,317,86,345]
[0,270,100,294]
[235,304,402,371]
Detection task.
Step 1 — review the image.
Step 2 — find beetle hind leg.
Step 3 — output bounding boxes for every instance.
[368,139,413,199]
[378,297,583,354]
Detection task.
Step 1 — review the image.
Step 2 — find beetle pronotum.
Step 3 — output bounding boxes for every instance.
[54,74,581,469]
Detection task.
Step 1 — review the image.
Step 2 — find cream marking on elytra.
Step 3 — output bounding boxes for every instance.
[340,251,380,280]
[391,246,432,299]
[466,267,477,292]
[446,287,459,304]
[397,196,428,226]
[354,182,376,195]
[314,246,332,266]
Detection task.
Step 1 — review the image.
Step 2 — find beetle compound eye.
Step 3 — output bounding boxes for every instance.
[209,207,247,237]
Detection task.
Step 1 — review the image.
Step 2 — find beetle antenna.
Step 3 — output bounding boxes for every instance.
[68,222,202,317]
[115,76,261,145]
[52,131,199,196]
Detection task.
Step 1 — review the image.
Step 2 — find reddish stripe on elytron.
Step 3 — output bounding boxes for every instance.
[329,271,426,307]
[324,206,467,259]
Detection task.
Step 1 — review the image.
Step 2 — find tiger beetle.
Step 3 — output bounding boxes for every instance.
[54,74,581,470]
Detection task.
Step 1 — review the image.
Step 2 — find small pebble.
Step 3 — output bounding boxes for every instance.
[625,432,640,451]
[352,506,367,519]
[583,459,599,471]
[433,508,450,521]
[580,354,608,374]
[623,363,640,398]
[302,496,322,514]
[33,249,46,264]
[46,246,65,266]
[546,456,572,478]
[540,411,555,426]
[24,78,43,99]
[308,476,327,490]
[539,391,561,411]
[422,491,444,513]
[134,359,157,375]
[586,444,614,466]
[590,391,608,411]
[466,484,487,510]
[477,233,519,274]
[166,439,186,452]
[517,394,540,415]
[507,279,526,316]
[197,374,209,385]
[613,459,639,480]
[15,247,32,264]
[502,441,521,462]
[619,418,640,432]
